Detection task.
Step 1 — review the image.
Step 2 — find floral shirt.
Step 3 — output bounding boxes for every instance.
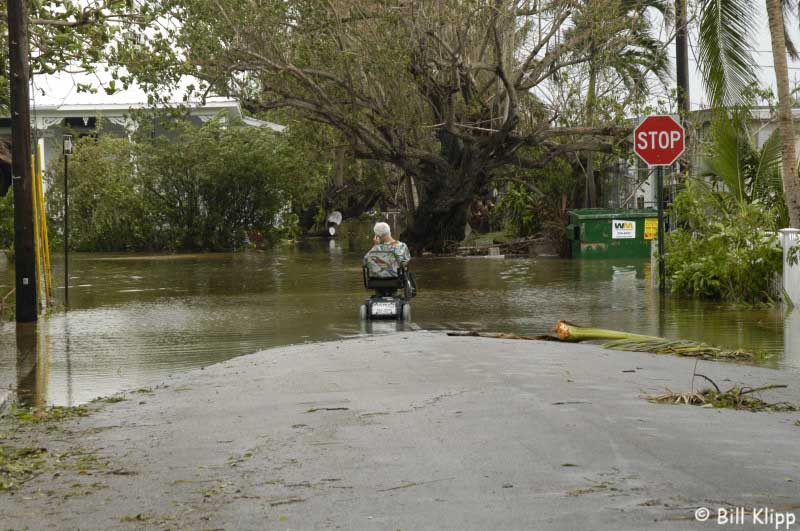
[363,241,411,278]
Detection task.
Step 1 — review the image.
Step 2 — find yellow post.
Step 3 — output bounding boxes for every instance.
[35,148,52,301]
[30,146,52,310]
[31,154,43,310]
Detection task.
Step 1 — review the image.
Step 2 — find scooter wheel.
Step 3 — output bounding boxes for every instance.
[401,303,411,321]
[359,304,367,321]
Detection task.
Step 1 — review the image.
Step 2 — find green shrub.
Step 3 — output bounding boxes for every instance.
[0,190,12,252]
[665,180,782,304]
[44,116,324,251]
[493,184,541,237]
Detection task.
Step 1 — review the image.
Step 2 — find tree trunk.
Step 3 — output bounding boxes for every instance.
[403,172,417,229]
[766,0,800,228]
[402,194,471,253]
[401,167,481,252]
[400,126,490,251]
[585,62,598,208]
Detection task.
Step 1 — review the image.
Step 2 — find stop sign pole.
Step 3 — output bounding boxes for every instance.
[633,115,685,292]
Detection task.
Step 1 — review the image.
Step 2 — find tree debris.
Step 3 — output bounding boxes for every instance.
[449,323,754,361]
[555,321,754,360]
[13,405,90,424]
[447,331,559,341]
[642,381,797,412]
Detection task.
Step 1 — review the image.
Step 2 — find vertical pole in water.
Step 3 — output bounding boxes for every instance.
[7,0,38,322]
[656,165,666,292]
[63,134,71,309]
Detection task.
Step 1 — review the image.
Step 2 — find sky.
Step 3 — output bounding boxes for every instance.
[28,2,800,113]
[680,2,800,110]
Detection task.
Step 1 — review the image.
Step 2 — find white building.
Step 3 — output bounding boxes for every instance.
[0,98,284,172]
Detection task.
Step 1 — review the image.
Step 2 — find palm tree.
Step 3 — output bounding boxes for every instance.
[765,0,800,227]
[697,0,759,108]
[701,111,786,221]
[697,0,800,227]
[570,0,671,207]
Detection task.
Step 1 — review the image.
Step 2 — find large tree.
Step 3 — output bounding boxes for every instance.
[0,0,157,197]
[0,0,156,112]
[125,0,670,250]
[572,0,670,206]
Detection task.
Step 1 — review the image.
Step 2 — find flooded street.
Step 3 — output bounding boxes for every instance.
[1,240,798,406]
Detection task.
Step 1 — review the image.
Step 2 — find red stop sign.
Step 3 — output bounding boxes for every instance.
[633,115,685,166]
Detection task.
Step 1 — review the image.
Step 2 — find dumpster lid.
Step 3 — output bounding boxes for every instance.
[567,208,657,220]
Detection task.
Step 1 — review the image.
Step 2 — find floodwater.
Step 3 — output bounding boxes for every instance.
[1,240,798,407]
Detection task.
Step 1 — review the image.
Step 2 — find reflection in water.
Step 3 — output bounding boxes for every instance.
[65,318,73,406]
[786,309,800,368]
[359,319,416,335]
[0,240,797,406]
[15,323,49,408]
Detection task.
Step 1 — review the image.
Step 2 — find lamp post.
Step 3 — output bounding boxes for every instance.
[63,134,72,308]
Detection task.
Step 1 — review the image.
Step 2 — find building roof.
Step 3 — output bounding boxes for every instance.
[0,99,285,132]
[22,72,285,131]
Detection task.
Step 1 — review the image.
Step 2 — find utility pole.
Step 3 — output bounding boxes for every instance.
[7,0,38,322]
[675,0,690,118]
[675,0,690,176]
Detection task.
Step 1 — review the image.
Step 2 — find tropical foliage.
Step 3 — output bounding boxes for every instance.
[666,187,782,303]
[665,112,785,303]
[113,0,672,250]
[699,111,788,225]
[491,155,575,240]
[570,0,670,206]
[695,0,800,225]
[697,0,759,108]
[0,0,163,114]
[44,117,326,251]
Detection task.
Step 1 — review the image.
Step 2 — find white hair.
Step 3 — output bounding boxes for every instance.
[373,222,391,237]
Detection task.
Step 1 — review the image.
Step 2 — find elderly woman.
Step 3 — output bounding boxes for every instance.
[363,222,411,278]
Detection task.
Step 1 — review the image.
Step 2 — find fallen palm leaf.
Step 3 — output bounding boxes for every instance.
[555,321,754,360]
[601,338,752,360]
[555,320,658,342]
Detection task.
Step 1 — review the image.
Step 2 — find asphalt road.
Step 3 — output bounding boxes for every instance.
[1,332,799,530]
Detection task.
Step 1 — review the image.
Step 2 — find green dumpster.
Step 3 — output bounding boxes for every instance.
[565,208,658,259]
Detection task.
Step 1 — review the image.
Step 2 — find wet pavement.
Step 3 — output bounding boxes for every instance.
[1,333,798,530]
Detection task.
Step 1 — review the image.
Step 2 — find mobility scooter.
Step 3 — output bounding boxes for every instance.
[360,249,417,321]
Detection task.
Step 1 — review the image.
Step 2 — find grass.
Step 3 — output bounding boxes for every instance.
[0,444,48,491]
[13,405,90,424]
